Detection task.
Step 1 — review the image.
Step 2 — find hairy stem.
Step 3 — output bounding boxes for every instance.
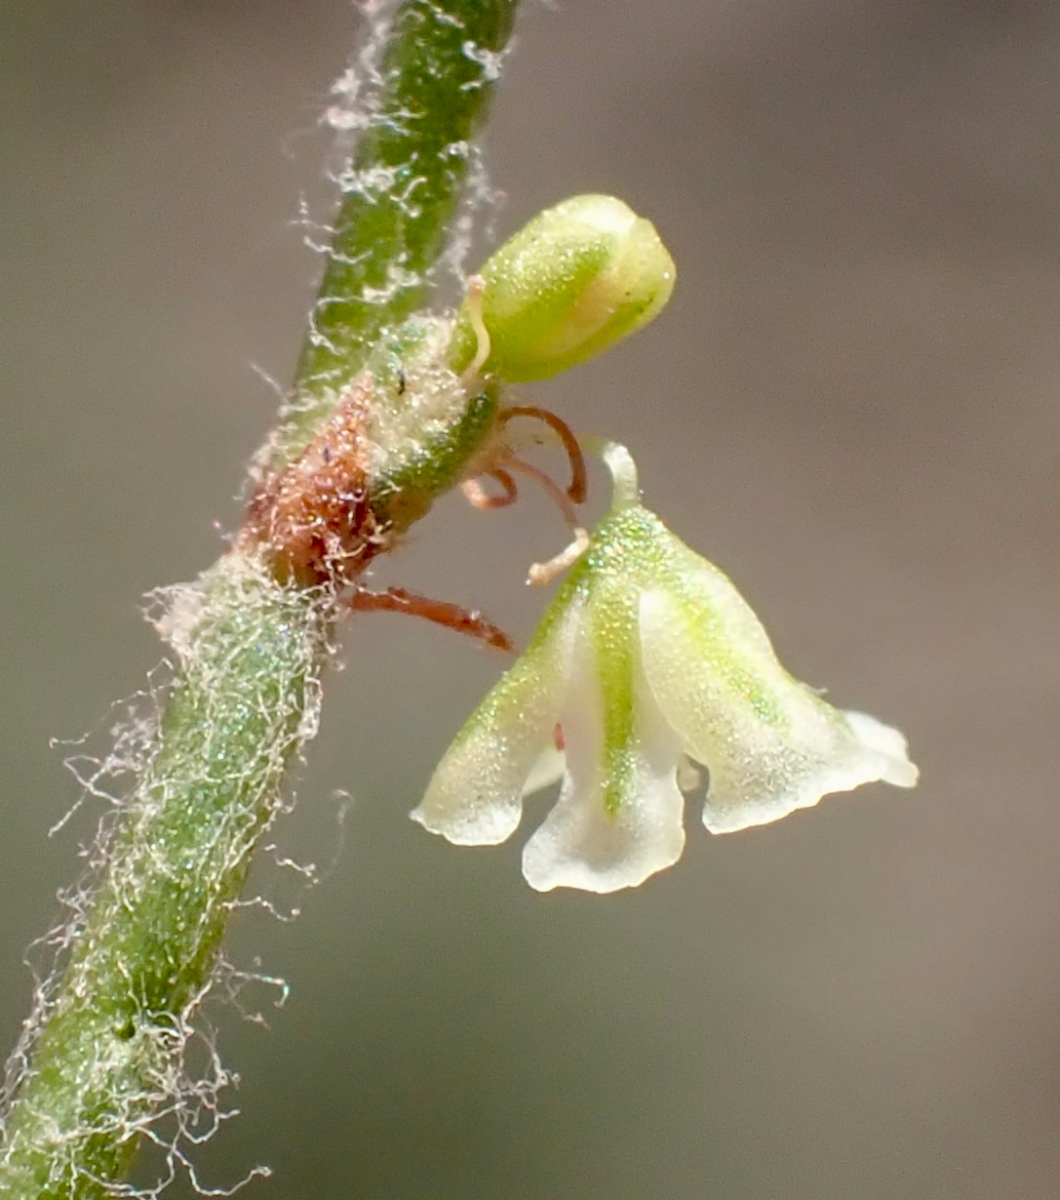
[277,0,515,469]
[0,2,518,1196]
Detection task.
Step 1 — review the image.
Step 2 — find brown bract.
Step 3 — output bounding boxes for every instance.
[238,384,588,652]
[241,377,384,589]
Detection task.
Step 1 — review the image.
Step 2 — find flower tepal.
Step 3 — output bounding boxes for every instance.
[413,445,918,893]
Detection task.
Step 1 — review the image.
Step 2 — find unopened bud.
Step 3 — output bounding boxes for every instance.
[451,194,675,382]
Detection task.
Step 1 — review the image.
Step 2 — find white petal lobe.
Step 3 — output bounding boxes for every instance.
[521,630,686,892]
[411,606,579,845]
[639,589,918,834]
[522,762,686,892]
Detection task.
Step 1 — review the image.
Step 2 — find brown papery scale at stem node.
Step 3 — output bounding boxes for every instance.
[237,366,591,650]
[240,376,385,589]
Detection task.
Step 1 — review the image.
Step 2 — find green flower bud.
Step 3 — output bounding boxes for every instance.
[450,194,676,382]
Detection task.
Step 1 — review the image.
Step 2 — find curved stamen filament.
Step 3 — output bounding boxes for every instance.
[502,452,589,584]
[503,454,582,531]
[461,404,592,586]
[497,405,587,504]
[462,469,518,510]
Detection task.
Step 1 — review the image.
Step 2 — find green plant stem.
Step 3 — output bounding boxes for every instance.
[0,2,517,1196]
[278,0,515,469]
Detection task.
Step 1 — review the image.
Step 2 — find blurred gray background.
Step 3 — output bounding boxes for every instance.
[1,1,1057,1197]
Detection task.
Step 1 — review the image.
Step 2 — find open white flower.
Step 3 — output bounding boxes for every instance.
[412,444,918,893]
